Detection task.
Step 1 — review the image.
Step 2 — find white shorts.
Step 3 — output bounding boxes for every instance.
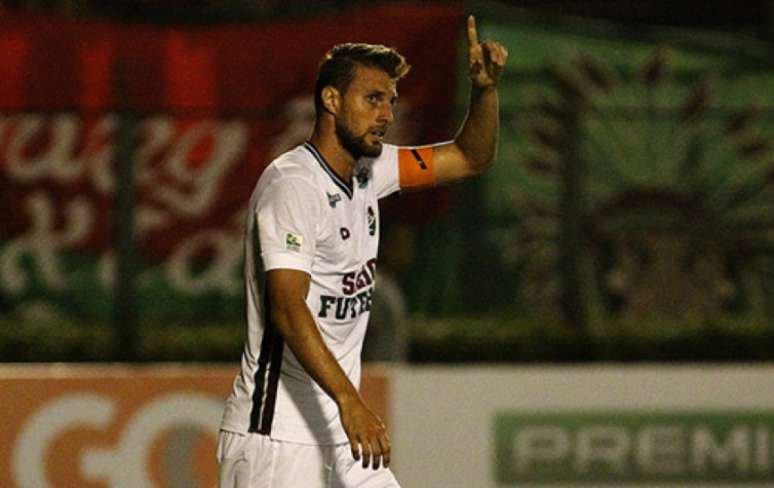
[217,430,401,488]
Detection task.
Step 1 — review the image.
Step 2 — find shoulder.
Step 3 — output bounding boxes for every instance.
[359,144,398,179]
[360,144,400,195]
[373,143,399,164]
[258,175,322,208]
[269,145,316,179]
[258,145,319,191]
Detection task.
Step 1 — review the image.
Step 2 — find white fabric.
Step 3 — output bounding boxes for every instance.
[220,143,401,446]
[217,430,400,488]
[370,144,401,199]
[257,177,320,273]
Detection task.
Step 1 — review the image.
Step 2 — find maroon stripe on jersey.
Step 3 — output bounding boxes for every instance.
[249,290,283,433]
[248,321,274,432]
[258,334,284,435]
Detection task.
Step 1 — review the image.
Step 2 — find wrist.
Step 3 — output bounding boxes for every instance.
[334,388,359,409]
[471,82,498,96]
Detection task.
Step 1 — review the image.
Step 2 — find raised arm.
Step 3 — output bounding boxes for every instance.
[433,15,509,184]
[266,268,390,470]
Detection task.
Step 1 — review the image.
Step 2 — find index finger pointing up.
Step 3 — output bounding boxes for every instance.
[467,15,479,47]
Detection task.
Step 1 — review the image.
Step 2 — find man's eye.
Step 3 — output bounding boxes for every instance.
[367,95,379,103]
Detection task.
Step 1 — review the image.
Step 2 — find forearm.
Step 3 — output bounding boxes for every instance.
[454,84,499,173]
[273,300,360,406]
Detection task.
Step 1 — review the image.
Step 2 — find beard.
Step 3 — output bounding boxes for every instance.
[335,117,383,160]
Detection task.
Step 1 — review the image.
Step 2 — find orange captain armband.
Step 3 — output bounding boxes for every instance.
[398,146,435,189]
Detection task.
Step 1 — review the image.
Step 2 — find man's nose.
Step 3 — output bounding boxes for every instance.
[378,104,394,125]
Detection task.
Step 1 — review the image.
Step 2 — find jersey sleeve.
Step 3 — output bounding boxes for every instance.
[371,143,436,199]
[370,144,401,199]
[256,177,321,274]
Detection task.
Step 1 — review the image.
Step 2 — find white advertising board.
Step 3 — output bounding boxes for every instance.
[390,365,774,488]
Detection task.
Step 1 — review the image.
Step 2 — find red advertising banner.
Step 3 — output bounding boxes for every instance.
[0,364,390,488]
[0,5,461,319]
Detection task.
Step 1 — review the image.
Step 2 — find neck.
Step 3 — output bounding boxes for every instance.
[309,123,356,182]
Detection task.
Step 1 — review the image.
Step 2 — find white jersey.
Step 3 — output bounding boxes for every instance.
[220,141,433,445]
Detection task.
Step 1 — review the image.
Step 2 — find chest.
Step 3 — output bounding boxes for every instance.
[316,187,380,269]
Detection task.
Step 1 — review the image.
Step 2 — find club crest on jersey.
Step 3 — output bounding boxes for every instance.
[367,206,376,236]
[285,232,303,251]
[327,192,341,208]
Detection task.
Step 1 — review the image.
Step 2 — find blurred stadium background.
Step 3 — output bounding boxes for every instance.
[2,0,774,486]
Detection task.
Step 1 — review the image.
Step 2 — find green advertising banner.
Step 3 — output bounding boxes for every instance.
[496,411,774,484]
[464,5,774,320]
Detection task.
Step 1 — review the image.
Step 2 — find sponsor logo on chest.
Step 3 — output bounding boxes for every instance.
[318,258,377,320]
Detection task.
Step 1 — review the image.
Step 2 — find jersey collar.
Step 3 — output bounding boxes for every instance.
[303,142,353,199]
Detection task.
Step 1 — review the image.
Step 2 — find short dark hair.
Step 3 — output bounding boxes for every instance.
[314,43,410,115]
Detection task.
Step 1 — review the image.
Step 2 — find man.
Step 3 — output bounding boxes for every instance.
[218,15,508,488]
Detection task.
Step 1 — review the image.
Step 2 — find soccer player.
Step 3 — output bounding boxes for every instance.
[218,15,508,488]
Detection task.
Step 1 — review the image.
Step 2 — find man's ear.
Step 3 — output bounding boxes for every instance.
[321,86,341,115]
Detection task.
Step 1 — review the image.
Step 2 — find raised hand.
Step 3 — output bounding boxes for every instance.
[467,15,509,89]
